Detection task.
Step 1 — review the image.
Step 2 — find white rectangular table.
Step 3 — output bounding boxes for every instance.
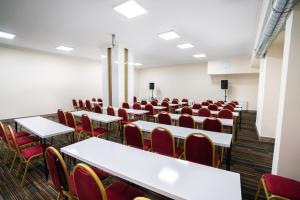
[108,107,149,115]
[14,116,74,180]
[158,102,179,107]
[132,120,233,170]
[141,105,166,110]
[61,137,241,200]
[176,108,239,117]
[72,110,122,123]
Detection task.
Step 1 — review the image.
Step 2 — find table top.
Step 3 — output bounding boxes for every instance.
[15,116,74,138]
[176,108,239,117]
[132,120,232,148]
[158,103,179,107]
[72,110,122,123]
[140,105,166,110]
[201,106,242,112]
[109,107,149,115]
[61,137,241,200]
[153,113,233,127]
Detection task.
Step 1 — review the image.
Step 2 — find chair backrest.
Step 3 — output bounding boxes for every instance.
[145,104,154,116]
[46,146,71,195]
[94,104,102,114]
[141,100,147,105]
[172,98,179,102]
[218,109,233,119]
[66,112,76,129]
[0,122,10,145]
[151,100,158,106]
[151,127,175,157]
[107,106,115,116]
[57,109,67,125]
[231,100,239,105]
[7,126,21,154]
[203,118,222,132]
[208,104,218,111]
[198,108,211,117]
[86,100,92,111]
[124,124,144,149]
[218,100,224,104]
[179,115,194,128]
[92,97,96,101]
[182,98,188,103]
[133,96,137,103]
[97,98,103,102]
[171,99,179,104]
[133,103,142,110]
[157,112,171,125]
[214,102,222,107]
[207,100,213,104]
[184,133,215,167]
[79,99,84,109]
[118,108,128,122]
[223,105,234,112]
[72,99,78,108]
[192,104,202,109]
[161,101,169,112]
[181,107,193,115]
[201,102,209,106]
[73,163,107,200]
[82,114,93,133]
[122,102,130,109]
[163,98,170,102]
[228,103,236,108]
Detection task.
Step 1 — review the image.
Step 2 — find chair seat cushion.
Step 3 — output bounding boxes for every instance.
[91,166,109,180]
[106,181,144,200]
[10,135,38,147]
[68,175,78,197]
[7,131,30,139]
[75,124,83,132]
[263,174,300,199]
[86,128,106,137]
[143,139,151,151]
[21,144,44,160]
[175,147,183,158]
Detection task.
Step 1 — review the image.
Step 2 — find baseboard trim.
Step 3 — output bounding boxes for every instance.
[255,125,275,143]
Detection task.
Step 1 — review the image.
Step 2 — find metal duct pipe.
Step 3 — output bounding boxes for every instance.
[255,0,299,58]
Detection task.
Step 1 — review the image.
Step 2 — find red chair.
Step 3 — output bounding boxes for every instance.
[107,106,116,116]
[94,104,103,114]
[171,99,179,110]
[218,100,225,104]
[181,107,193,115]
[78,99,85,110]
[172,98,179,102]
[141,100,147,105]
[255,173,300,200]
[118,108,136,125]
[72,99,79,110]
[124,124,151,151]
[97,98,103,106]
[92,97,96,101]
[182,98,189,105]
[97,98,103,102]
[145,104,155,121]
[207,100,213,104]
[184,133,219,167]
[208,104,218,111]
[214,102,222,107]
[8,126,44,187]
[133,96,137,103]
[57,109,67,125]
[86,100,93,111]
[151,127,182,158]
[198,108,211,117]
[66,112,83,134]
[151,100,158,106]
[201,102,209,106]
[161,101,170,112]
[157,112,172,125]
[228,103,236,108]
[133,102,141,110]
[179,115,194,128]
[122,102,130,109]
[218,109,233,119]
[163,97,170,102]
[223,104,234,112]
[81,114,106,140]
[231,100,239,105]
[192,104,202,109]
[203,118,222,132]
[73,163,144,200]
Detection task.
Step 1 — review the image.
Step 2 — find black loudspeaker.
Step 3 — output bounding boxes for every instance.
[149,82,155,90]
[221,80,228,89]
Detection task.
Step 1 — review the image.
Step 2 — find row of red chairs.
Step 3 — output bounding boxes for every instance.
[72,99,103,111]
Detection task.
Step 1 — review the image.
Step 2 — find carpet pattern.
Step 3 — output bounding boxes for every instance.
[0,111,274,200]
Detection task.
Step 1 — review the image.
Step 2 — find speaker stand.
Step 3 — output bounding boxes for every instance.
[224,89,227,103]
[151,89,154,99]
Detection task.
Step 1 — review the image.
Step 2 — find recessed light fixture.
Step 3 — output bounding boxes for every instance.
[56,46,73,51]
[113,0,147,19]
[193,54,206,58]
[0,31,15,39]
[101,55,107,58]
[177,43,194,49]
[158,31,180,40]
[134,63,142,66]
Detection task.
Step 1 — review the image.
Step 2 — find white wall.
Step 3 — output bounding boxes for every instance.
[0,45,102,119]
[135,63,259,110]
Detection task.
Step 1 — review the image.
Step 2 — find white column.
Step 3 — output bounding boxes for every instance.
[272,4,300,181]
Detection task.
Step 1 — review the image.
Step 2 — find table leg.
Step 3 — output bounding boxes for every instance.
[15,122,18,132]
[239,111,242,129]
[226,144,232,171]
[106,123,109,140]
[42,138,49,181]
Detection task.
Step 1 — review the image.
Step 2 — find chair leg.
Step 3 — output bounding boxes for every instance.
[4,148,10,163]
[16,161,23,176]
[56,191,62,200]
[20,161,30,187]
[9,152,17,172]
[254,178,263,200]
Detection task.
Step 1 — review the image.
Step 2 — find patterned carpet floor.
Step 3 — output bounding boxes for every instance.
[0,111,274,200]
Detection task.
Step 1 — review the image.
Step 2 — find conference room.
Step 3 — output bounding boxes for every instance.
[0,0,300,200]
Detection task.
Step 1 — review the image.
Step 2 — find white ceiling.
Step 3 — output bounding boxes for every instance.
[0,0,260,67]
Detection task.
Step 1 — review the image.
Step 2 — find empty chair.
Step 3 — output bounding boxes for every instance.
[94,104,103,114]
[228,102,236,108]
[72,99,79,110]
[207,104,218,111]
[192,104,202,109]
[92,97,96,101]
[223,104,234,112]
[151,127,183,158]
[73,163,144,200]
[231,100,239,105]
[218,109,233,119]
[182,98,189,105]
[201,102,209,106]
[207,100,213,104]
[97,98,103,102]
[161,101,170,112]
[181,107,193,115]
[107,106,116,116]
[172,98,179,102]
[133,102,142,110]
[179,115,194,128]
[203,118,222,132]
[151,100,158,106]
[66,112,83,134]
[133,96,137,103]
[81,114,106,140]
[214,102,222,107]
[118,108,136,125]
[254,174,300,200]
[122,102,130,109]
[198,108,211,117]
[157,112,172,125]
[78,99,85,110]
[184,133,219,167]
[57,109,67,125]
[124,124,151,150]
[163,97,170,102]
[86,100,92,111]
[218,100,225,104]
[141,100,147,105]
[145,104,155,121]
